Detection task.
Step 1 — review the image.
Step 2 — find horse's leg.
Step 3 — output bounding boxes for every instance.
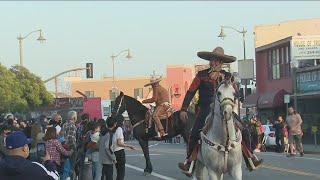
[229,163,242,180]
[138,138,153,175]
[207,169,221,180]
[195,160,205,180]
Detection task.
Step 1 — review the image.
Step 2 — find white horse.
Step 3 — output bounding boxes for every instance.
[195,79,242,180]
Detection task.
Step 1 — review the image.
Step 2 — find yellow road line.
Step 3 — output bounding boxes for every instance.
[132,148,320,178]
[262,164,320,178]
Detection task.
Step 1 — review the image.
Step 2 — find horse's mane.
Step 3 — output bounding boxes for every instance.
[124,95,148,111]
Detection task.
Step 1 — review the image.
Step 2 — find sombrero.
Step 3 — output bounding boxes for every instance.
[144,76,162,87]
[197,47,236,63]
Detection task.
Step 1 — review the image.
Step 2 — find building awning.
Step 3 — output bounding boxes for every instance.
[294,91,320,99]
[258,89,288,109]
[243,93,260,108]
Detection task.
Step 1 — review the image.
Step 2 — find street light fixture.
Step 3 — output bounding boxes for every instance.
[110,49,132,90]
[218,25,248,115]
[218,26,247,60]
[17,29,46,67]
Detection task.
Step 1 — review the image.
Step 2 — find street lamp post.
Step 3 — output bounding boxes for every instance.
[218,25,248,115]
[110,49,132,90]
[291,60,299,110]
[17,29,46,67]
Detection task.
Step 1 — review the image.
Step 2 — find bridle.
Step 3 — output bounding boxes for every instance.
[215,81,237,121]
[113,95,125,117]
[200,80,241,172]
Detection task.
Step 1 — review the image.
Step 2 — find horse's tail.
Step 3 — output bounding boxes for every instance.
[172,110,196,144]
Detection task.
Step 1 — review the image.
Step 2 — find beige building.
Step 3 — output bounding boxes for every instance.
[254,18,320,48]
[70,76,168,101]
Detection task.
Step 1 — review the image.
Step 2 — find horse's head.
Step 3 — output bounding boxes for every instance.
[111,91,126,118]
[215,76,237,121]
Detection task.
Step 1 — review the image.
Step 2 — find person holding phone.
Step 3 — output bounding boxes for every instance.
[44,127,73,175]
[0,131,59,180]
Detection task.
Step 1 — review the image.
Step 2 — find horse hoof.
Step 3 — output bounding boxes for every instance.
[143,172,151,176]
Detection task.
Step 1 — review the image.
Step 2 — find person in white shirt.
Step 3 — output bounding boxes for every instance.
[108,116,135,180]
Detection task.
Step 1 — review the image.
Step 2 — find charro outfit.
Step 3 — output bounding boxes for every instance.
[142,77,171,138]
[178,47,263,176]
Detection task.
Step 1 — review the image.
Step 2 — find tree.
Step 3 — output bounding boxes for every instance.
[10,65,54,111]
[0,64,27,113]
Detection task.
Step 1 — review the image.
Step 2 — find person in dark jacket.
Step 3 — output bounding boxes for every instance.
[274,115,285,152]
[178,47,263,176]
[0,131,59,180]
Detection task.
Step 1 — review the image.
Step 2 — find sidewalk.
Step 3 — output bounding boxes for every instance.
[303,144,320,155]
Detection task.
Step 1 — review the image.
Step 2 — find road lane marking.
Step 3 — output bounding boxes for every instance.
[262,164,320,178]
[261,152,320,161]
[149,143,160,148]
[127,153,162,157]
[126,163,177,180]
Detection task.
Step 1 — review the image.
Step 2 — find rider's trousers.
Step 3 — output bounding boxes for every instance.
[153,104,169,133]
[187,106,211,158]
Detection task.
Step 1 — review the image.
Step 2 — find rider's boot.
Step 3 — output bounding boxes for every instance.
[252,156,263,168]
[154,116,168,138]
[159,129,168,138]
[178,144,199,177]
[178,160,194,177]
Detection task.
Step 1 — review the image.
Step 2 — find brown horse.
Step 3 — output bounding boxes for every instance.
[110,91,195,175]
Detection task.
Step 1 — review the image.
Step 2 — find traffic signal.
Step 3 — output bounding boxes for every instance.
[86,63,93,78]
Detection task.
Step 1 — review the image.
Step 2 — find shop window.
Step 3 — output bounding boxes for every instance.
[84,91,94,98]
[272,49,280,80]
[268,51,273,80]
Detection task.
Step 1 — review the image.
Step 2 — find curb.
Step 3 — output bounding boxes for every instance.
[304,150,320,155]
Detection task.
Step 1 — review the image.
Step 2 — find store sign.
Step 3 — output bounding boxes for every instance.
[284,94,290,104]
[291,36,320,61]
[297,69,320,93]
[311,126,318,134]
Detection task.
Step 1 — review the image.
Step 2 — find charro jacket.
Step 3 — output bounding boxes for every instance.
[181,68,227,111]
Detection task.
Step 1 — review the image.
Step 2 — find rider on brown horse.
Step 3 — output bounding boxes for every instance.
[142,76,170,139]
[178,47,263,177]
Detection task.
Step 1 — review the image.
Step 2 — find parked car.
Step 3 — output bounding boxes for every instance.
[262,124,276,149]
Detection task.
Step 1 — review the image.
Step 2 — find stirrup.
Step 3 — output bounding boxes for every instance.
[181,160,195,175]
[248,158,257,170]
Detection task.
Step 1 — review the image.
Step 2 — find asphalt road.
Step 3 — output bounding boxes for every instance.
[117,141,320,180]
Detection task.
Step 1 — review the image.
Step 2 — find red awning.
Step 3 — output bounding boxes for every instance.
[243,93,260,108]
[258,89,288,109]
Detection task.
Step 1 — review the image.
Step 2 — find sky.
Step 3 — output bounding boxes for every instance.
[0,1,320,91]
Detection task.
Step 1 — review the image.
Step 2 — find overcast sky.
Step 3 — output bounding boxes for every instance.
[0,1,319,91]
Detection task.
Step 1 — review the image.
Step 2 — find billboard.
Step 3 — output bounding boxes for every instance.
[291,35,320,61]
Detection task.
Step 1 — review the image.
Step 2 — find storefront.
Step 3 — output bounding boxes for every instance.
[257,89,288,123]
[295,66,320,143]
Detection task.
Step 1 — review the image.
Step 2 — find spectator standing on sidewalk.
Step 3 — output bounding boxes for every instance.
[100,120,117,180]
[44,127,73,176]
[86,122,102,180]
[0,131,59,180]
[109,116,136,180]
[286,107,304,157]
[61,111,77,150]
[274,115,285,152]
[0,125,11,159]
[60,111,78,179]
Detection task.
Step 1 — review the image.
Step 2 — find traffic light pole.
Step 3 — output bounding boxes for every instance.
[44,67,90,98]
[44,67,87,83]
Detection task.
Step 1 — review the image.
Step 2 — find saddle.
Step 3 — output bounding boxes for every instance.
[144,106,175,135]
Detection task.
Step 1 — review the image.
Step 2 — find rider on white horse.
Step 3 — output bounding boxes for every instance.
[178,47,263,177]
